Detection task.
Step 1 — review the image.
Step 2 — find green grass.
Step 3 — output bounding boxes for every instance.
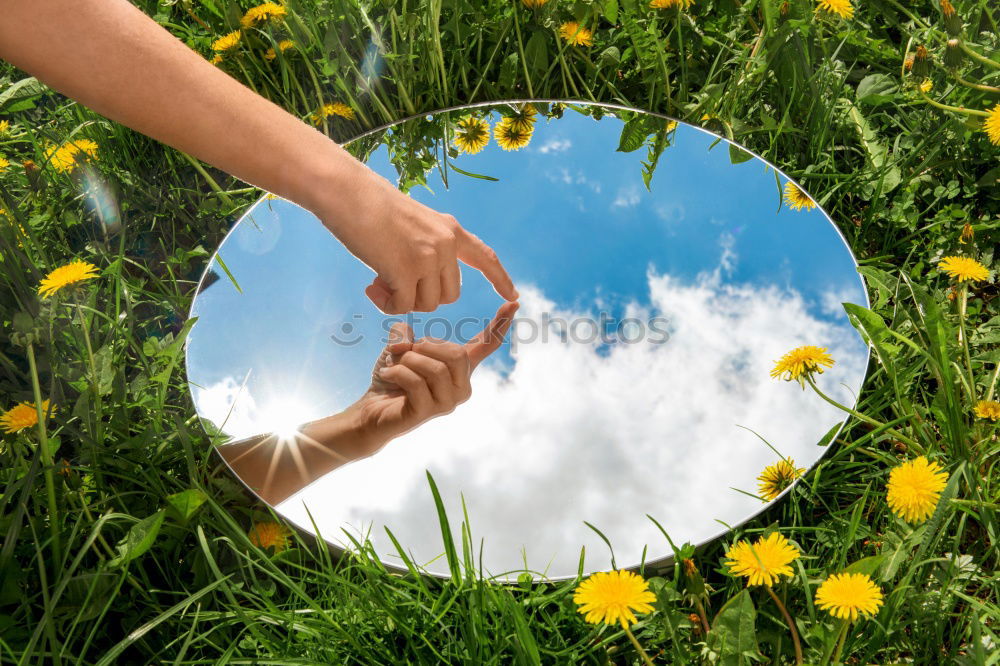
[1,0,998,663]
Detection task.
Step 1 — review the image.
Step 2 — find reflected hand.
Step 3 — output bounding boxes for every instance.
[354,301,519,450]
[316,168,518,314]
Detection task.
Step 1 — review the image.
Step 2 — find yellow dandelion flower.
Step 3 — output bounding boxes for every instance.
[783,181,817,211]
[1,400,52,434]
[919,78,933,93]
[559,21,594,47]
[974,399,1000,421]
[816,0,854,19]
[210,54,224,65]
[43,138,99,174]
[0,120,9,135]
[724,532,800,587]
[211,30,242,52]
[264,39,295,60]
[311,102,355,125]
[573,569,656,628]
[37,259,100,298]
[815,572,883,621]
[521,0,549,7]
[650,0,694,8]
[248,521,292,552]
[240,2,287,29]
[0,156,8,171]
[770,345,835,381]
[938,256,990,283]
[503,103,537,134]
[453,116,490,154]
[758,458,807,501]
[960,223,974,244]
[886,456,948,523]
[666,120,678,132]
[494,118,533,151]
[985,104,1000,146]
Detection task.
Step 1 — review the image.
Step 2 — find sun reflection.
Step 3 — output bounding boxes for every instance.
[256,398,313,440]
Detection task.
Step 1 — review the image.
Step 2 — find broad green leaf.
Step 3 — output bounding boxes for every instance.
[617,117,648,153]
[710,589,760,665]
[110,510,166,568]
[166,489,208,523]
[856,74,898,106]
[844,303,901,361]
[845,555,885,577]
[0,77,47,110]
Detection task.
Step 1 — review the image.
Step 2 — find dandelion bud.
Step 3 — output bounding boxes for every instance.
[912,45,931,78]
[904,54,915,71]
[23,159,43,193]
[941,0,962,36]
[944,39,963,69]
[960,222,974,243]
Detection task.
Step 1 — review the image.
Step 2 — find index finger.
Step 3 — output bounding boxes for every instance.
[456,228,519,302]
[466,301,520,368]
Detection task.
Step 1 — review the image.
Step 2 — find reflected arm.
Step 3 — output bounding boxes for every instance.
[216,403,383,506]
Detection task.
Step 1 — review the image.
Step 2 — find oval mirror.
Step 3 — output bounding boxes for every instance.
[185,101,869,583]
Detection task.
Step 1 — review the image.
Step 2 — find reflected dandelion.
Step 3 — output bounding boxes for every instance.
[494,118,533,151]
[453,116,490,154]
[783,182,816,211]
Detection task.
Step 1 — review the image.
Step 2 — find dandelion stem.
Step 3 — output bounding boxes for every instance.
[805,375,924,454]
[957,284,976,401]
[765,585,803,666]
[952,74,1000,94]
[917,90,991,117]
[831,619,851,665]
[693,597,710,634]
[621,622,656,666]
[958,40,1000,71]
[27,342,60,565]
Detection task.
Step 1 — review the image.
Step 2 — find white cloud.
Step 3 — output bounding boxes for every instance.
[612,185,641,209]
[538,137,572,154]
[276,263,868,582]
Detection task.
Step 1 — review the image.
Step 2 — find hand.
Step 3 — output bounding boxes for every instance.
[354,301,520,449]
[315,167,519,314]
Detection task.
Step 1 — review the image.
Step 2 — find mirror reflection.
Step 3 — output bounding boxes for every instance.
[185,101,869,582]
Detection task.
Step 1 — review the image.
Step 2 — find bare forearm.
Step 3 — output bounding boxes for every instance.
[217,405,380,505]
[0,0,377,224]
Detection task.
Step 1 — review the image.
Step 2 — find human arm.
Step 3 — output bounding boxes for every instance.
[217,301,519,504]
[0,0,518,313]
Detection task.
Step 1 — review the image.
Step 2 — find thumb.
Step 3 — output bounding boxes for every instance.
[370,321,413,388]
[365,276,393,312]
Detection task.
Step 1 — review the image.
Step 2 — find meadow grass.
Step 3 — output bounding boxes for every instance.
[0,0,998,663]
